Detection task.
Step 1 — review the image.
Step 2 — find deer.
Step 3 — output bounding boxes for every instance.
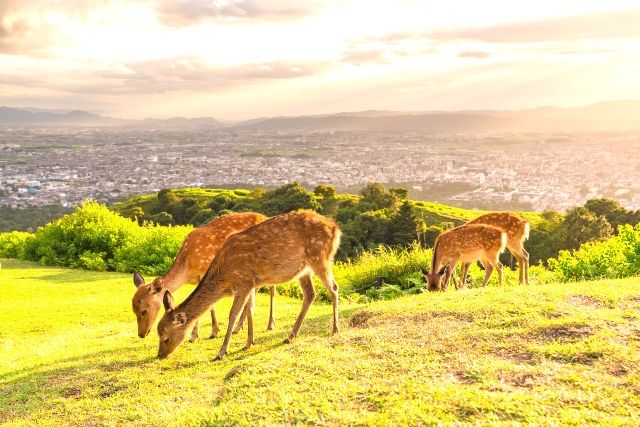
[157,210,342,361]
[131,212,275,341]
[458,212,530,286]
[420,223,507,292]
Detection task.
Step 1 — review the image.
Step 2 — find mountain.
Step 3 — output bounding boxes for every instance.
[232,100,640,133]
[0,106,116,125]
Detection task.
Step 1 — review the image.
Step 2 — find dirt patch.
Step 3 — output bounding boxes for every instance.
[506,373,536,388]
[530,324,592,342]
[430,310,474,322]
[494,350,537,365]
[61,387,81,398]
[98,380,125,399]
[224,365,246,382]
[349,310,378,328]
[567,295,603,308]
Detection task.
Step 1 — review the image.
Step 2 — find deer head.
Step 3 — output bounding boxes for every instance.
[420,265,448,292]
[131,272,165,338]
[157,290,189,359]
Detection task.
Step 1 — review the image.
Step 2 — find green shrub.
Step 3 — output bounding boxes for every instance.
[335,243,433,297]
[115,224,193,276]
[0,231,35,259]
[550,224,640,281]
[25,200,141,270]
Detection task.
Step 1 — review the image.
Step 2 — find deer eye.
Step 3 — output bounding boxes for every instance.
[163,339,169,344]
[141,310,147,316]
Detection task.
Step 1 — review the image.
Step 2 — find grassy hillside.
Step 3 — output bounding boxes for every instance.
[111,186,543,226]
[2,259,639,425]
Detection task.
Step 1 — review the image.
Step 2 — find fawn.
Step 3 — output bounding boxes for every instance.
[421,223,507,291]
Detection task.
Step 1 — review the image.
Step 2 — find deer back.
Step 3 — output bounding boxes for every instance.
[207,211,341,288]
[434,224,507,265]
[173,212,268,284]
[467,211,529,246]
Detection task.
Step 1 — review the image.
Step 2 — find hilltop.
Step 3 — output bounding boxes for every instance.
[1,258,639,425]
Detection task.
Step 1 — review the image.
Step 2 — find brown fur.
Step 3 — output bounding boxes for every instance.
[466,211,530,285]
[421,224,507,291]
[157,211,342,360]
[131,212,269,339]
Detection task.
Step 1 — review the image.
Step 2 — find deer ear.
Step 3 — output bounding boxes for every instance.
[133,271,145,287]
[163,291,175,311]
[438,266,447,276]
[419,266,428,275]
[173,312,187,326]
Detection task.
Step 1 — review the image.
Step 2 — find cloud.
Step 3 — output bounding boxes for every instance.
[430,9,640,43]
[0,57,328,96]
[457,51,490,59]
[341,49,388,65]
[155,0,323,26]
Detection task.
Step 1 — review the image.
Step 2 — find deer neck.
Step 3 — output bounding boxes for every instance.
[159,268,189,292]
[176,275,225,323]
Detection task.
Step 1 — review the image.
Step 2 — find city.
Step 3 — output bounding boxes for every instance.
[1,126,639,211]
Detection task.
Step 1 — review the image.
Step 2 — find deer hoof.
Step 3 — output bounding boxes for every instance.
[214,353,225,361]
[208,334,217,340]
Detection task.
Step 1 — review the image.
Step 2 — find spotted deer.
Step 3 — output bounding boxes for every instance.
[420,224,507,291]
[131,212,273,341]
[463,212,530,286]
[157,210,342,360]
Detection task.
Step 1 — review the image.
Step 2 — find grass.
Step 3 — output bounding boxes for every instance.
[2,258,639,425]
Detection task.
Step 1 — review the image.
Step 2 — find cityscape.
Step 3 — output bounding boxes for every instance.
[1,125,639,211]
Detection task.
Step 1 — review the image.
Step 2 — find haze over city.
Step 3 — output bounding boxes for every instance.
[1,0,640,120]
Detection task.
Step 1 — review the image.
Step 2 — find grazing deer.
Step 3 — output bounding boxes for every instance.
[462,212,530,286]
[131,212,274,340]
[157,210,342,360]
[420,224,507,291]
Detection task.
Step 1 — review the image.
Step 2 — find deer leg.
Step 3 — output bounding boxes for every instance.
[480,260,494,287]
[445,264,457,290]
[522,248,530,285]
[189,318,199,342]
[208,308,220,339]
[233,301,248,335]
[214,289,252,361]
[315,262,340,335]
[243,291,255,351]
[285,274,316,343]
[460,262,470,289]
[489,259,504,287]
[267,286,276,331]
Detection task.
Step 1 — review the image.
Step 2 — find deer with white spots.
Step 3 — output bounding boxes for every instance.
[157,210,342,360]
[131,212,273,340]
[420,223,507,291]
[463,212,530,285]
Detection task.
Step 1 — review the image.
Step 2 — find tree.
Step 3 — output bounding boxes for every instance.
[389,201,420,246]
[149,211,175,226]
[389,188,408,200]
[360,183,394,210]
[260,182,321,216]
[560,207,612,251]
[190,208,217,226]
[314,184,336,199]
[584,198,640,231]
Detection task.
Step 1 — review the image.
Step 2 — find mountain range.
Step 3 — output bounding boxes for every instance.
[1,100,639,132]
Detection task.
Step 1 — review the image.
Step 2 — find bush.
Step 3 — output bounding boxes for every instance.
[115,224,193,276]
[0,231,35,259]
[550,224,640,281]
[335,243,433,298]
[25,200,141,270]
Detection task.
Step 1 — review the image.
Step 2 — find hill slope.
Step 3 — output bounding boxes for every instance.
[1,259,638,425]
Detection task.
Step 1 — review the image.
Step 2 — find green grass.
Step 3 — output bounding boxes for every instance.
[2,258,639,426]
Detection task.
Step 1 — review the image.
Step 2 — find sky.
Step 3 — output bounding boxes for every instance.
[1,0,639,120]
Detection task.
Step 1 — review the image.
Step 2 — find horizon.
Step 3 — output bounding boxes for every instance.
[1,1,639,120]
